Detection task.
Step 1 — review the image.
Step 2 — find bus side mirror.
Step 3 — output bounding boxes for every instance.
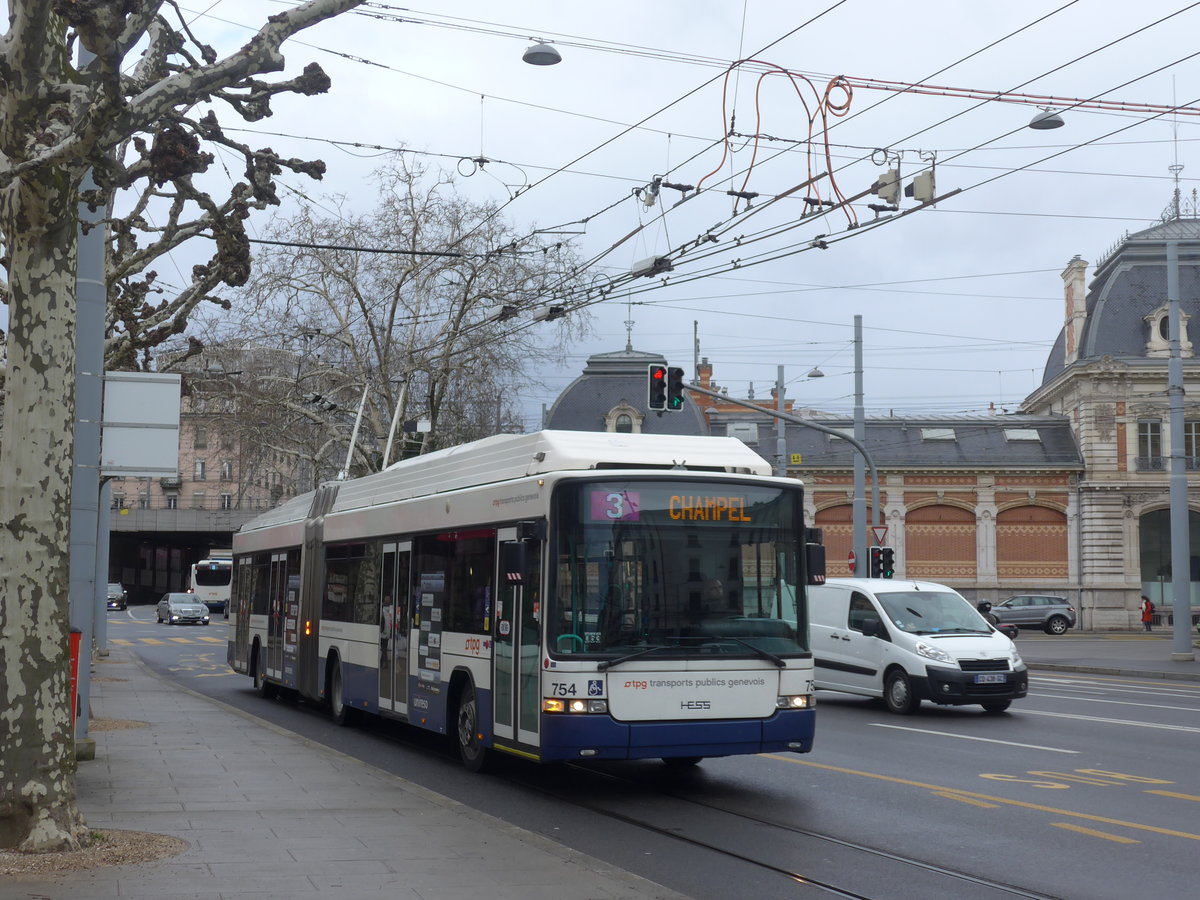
[804,528,826,585]
[516,519,546,542]
[500,541,528,584]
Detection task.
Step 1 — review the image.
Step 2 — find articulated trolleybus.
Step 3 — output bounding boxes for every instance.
[228,431,820,770]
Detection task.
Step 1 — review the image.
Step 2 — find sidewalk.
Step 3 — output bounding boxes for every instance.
[1018,629,1200,682]
[1,650,686,900]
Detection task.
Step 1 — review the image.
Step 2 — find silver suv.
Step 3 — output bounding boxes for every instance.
[992,595,1076,635]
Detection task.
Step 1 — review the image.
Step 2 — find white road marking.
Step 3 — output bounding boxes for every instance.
[1031,692,1200,713]
[870,723,1079,753]
[1018,708,1200,733]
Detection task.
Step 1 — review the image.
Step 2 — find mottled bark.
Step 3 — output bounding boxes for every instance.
[0,0,365,852]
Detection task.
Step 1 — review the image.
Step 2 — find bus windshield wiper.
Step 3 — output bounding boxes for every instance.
[597,645,672,670]
[708,635,787,668]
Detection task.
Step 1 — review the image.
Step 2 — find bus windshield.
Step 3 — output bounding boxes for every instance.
[550,479,807,658]
[193,563,232,587]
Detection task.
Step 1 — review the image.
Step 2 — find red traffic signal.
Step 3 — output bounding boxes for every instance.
[647,364,667,410]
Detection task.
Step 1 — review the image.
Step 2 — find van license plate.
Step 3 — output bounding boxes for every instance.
[974,673,1006,684]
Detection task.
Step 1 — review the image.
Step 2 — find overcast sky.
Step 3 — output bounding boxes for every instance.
[14,2,1200,429]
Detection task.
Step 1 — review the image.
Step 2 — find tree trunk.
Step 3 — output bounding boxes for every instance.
[0,171,87,851]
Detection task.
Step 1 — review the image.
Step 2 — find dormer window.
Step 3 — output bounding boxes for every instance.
[1144,305,1193,357]
[604,402,644,434]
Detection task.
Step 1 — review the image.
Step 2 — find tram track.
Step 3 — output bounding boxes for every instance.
[253,697,1062,899]
[494,759,1063,900]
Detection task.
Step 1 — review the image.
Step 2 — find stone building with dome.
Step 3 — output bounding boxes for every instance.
[542,214,1200,630]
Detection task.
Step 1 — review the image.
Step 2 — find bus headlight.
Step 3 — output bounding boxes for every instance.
[543,698,609,714]
[776,694,813,710]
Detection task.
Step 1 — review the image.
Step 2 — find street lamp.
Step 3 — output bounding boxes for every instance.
[1028,107,1065,130]
[522,41,562,65]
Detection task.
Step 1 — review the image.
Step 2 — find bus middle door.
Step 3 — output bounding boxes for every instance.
[378,541,412,715]
[266,552,289,683]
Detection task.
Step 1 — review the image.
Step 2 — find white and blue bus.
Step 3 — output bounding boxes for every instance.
[228,431,821,770]
[190,554,233,614]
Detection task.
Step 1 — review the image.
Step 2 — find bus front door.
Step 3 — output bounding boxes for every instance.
[494,534,542,750]
[378,542,412,715]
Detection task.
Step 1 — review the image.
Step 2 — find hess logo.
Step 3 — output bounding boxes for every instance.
[680,700,712,710]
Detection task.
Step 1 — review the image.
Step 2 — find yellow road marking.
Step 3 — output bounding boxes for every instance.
[1146,791,1200,802]
[109,639,134,646]
[932,791,998,808]
[141,638,165,645]
[197,636,226,643]
[1051,823,1139,844]
[762,755,1200,841]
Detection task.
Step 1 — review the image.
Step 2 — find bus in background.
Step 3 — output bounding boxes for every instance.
[191,553,233,615]
[228,431,823,771]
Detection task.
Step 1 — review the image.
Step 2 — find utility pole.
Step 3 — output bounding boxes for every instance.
[775,366,787,477]
[853,315,867,576]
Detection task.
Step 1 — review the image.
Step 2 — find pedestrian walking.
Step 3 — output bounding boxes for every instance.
[1140,595,1154,632]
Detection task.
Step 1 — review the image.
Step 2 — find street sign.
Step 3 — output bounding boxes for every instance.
[847,550,856,574]
[871,526,889,546]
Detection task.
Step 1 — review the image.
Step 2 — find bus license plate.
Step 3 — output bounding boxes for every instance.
[974,673,1007,684]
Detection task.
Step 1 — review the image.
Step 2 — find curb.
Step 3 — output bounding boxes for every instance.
[1028,662,1200,683]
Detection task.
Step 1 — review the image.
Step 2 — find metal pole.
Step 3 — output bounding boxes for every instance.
[686,381,882,499]
[775,366,787,477]
[853,316,867,575]
[1166,242,1194,660]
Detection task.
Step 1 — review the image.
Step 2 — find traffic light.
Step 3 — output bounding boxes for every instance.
[869,546,884,578]
[666,366,685,411]
[872,168,899,204]
[647,364,667,410]
[879,546,895,579]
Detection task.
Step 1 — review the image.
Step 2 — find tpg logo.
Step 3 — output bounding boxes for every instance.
[623,680,648,690]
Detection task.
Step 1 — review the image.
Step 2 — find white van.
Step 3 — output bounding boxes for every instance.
[808,578,1027,714]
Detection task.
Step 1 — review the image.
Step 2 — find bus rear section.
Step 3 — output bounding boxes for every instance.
[191,556,233,614]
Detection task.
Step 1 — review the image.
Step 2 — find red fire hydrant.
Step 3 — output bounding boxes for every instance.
[69,626,82,727]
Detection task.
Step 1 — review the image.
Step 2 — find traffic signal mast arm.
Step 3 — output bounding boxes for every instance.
[683,381,883,529]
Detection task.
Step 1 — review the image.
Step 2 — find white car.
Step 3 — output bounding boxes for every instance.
[156,592,211,625]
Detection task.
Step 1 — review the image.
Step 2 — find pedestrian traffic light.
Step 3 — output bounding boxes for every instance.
[666,366,685,411]
[869,546,883,578]
[879,546,895,579]
[647,364,667,410]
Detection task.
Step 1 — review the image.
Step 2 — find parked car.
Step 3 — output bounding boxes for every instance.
[992,595,1076,635]
[156,592,211,626]
[106,583,128,611]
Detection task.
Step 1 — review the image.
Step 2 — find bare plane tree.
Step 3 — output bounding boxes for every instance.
[0,0,365,852]
[204,155,589,473]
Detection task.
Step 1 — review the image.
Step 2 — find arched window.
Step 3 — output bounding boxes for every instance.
[905,505,976,579]
[615,414,633,433]
[996,506,1067,579]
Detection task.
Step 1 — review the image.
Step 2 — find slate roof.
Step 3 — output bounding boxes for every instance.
[715,415,1083,470]
[542,347,709,435]
[1042,218,1200,384]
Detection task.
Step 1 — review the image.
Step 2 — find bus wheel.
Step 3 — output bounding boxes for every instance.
[329,658,353,727]
[455,682,491,772]
[663,756,703,768]
[253,650,276,700]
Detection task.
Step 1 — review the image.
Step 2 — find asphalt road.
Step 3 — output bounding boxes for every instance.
[102,606,1200,900]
